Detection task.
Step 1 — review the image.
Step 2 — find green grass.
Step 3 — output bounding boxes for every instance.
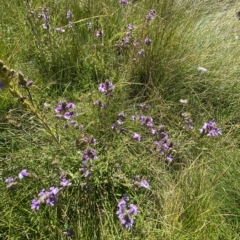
[1,0,240,239]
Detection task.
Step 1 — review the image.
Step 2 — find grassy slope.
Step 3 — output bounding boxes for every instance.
[1,0,240,239]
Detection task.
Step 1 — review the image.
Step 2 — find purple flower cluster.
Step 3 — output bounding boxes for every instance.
[155,131,173,163]
[116,195,138,230]
[96,30,104,38]
[18,169,29,179]
[54,101,76,123]
[139,115,153,127]
[132,133,142,141]
[132,176,150,189]
[120,0,128,6]
[146,9,157,22]
[111,112,126,133]
[38,7,50,30]
[80,148,98,178]
[98,81,115,97]
[182,113,194,130]
[200,121,221,137]
[144,37,152,46]
[31,187,60,210]
[5,169,30,189]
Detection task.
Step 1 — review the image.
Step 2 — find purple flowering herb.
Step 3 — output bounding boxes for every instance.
[66,10,73,19]
[5,177,14,183]
[200,121,221,137]
[82,148,98,161]
[139,103,149,111]
[18,169,29,179]
[132,133,142,141]
[31,199,41,210]
[111,124,117,130]
[128,24,135,31]
[96,30,104,37]
[133,39,140,47]
[64,111,75,120]
[60,178,72,187]
[66,103,76,109]
[131,116,136,121]
[120,128,125,133]
[42,23,50,30]
[26,80,33,86]
[116,196,138,230]
[146,9,157,22]
[120,0,128,6]
[140,180,150,189]
[68,21,73,29]
[144,37,152,46]
[5,177,18,189]
[49,187,59,195]
[45,196,58,206]
[139,115,153,127]
[98,81,115,97]
[166,155,173,163]
[138,49,145,57]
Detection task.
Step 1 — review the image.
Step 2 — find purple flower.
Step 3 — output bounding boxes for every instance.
[66,10,73,19]
[111,124,117,130]
[139,115,153,127]
[60,178,72,187]
[140,180,150,189]
[96,30,104,37]
[64,111,75,120]
[200,121,221,137]
[5,177,14,183]
[138,49,145,56]
[18,169,29,179]
[46,196,58,206]
[129,204,138,215]
[128,24,135,30]
[144,37,152,46]
[82,148,98,161]
[131,116,136,121]
[139,103,149,111]
[166,155,173,163]
[120,0,128,5]
[98,81,115,95]
[132,133,142,141]
[42,23,49,30]
[146,9,157,21]
[68,21,73,29]
[66,103,76,109]
[31,199,41,210]
[70,120,78,126]
[116,196,138,230]
[49,187,59,195]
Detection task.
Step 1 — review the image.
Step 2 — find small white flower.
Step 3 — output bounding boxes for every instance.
[197,66,207,73]
[179,99,188,104]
